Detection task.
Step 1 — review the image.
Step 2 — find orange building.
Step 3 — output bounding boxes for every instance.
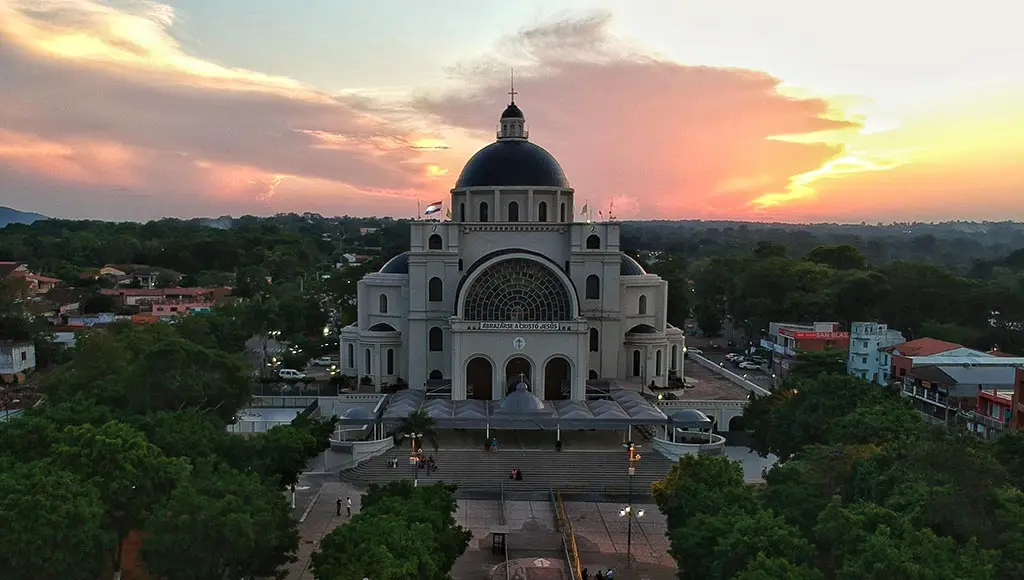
[760,322,850,379]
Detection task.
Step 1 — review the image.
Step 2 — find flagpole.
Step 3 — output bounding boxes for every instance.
[417,200,421,221]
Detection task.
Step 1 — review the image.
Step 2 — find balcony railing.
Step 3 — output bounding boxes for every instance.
[901,384,949,407]
[962,410,1010,431]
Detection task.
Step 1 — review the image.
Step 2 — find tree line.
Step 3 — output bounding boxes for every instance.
[652,362,1024,579]
[661,242,1024,354]
[0,321,338,580]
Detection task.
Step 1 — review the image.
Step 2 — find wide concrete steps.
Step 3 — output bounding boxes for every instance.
[341,448,675,496]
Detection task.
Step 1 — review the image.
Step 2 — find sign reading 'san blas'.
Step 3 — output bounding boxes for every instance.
[479,322,561,331]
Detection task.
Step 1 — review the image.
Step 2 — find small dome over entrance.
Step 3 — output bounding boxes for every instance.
[497,384,547,413]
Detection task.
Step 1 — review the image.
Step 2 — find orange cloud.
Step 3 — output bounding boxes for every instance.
[417,14,866,220]
[0,0,450,219]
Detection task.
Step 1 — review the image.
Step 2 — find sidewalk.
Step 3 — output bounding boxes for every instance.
[283,481,363,580]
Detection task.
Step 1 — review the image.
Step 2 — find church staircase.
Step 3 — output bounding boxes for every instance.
[340,446,676,498]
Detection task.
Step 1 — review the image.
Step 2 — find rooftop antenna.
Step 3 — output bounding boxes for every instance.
[508,69,517,104]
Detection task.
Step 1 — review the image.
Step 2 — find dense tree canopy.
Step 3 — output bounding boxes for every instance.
[654,368,1024,579]
[311,481,471,580]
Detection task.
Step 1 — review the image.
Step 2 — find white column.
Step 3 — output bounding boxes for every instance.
[451,330,465,400]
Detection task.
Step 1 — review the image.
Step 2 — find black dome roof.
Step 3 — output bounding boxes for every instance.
[501,103,524,119]
[379,251,409,274]
[620,253,647,276]
[455,140,570,189]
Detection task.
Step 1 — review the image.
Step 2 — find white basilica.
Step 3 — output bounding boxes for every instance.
[340,97,685,402]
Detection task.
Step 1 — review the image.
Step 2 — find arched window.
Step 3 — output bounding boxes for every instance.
[589,369,599,379]
[459,203,466,222]
[463,258,573,321]
[671,345,678,370]
[346,343,354,368]
[479,202,489,222]
[428,277,443,302]
[508,201,519,222]
[586,234,601,249]
[378,294,388,314]
[428,234,442,250]
[428,326,443,352]
[538,201,548,222]
[632,350,641,376]
[386,349,395,375]
[429,369,443,380]
[560,202,566,222]
[638,295,647,315]
[585,274,600,300]
[589,328,599,352]
[364,348,372,374]
[656,349,662,376]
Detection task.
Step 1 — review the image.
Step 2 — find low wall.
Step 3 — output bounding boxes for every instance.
[331,436,394,464]
[248,395,320,408]
[652,433,727,460]
[690,354,770,397]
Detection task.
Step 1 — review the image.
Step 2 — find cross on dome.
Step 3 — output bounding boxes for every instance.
[498,70,527,140]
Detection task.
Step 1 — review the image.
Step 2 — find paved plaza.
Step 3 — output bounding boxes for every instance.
[286,481,678,580]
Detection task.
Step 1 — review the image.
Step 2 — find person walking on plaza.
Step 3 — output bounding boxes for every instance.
[336,497,342,517]
[346,496,352,517]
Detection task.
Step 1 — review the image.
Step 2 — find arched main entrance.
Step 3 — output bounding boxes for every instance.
[544,357,571,400]
[466,357,493,400]
[505,357,532,394]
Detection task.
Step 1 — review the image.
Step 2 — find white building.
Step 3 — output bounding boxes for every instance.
[847,322,905,385]
[340,98,684,401]
[0,341,36,379]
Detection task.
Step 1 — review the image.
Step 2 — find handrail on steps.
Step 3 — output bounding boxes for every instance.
[551,488,583,580]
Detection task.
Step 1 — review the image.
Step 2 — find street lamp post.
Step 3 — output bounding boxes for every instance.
[621,440,643,567]
[405,432,422,486]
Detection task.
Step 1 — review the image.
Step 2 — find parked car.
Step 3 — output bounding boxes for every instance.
[278,369,307,380]
[737,361,760,371]
[312,356,335,366]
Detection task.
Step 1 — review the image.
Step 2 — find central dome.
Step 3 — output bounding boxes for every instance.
[455,140,570,189]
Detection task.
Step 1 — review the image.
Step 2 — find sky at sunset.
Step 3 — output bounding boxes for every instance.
[0,0,1021,223]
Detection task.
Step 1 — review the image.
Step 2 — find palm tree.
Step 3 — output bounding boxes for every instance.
[395,409,439,451]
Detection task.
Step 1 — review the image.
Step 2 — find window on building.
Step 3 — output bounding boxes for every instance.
[479,202,489,222]
[347,343,354,368]
[429,326,443,352]
[560,202,566,222]
[428,277,443,302]
[428,234,443,250]
[386,349,394,375]
[632,350,641,376]
[638,295,647,315]
[656,350,662,375]
[508,201,519,222]
[589,328,599,352]
[585,274,600,300]
[863,340,869,348]
[21,351,27,361]
[671,345,678,370]
[862,357,867,364]
[364,349,371,374]
[538,201,548,222]
[586,234,601,249]
[459,203,466,222]
[378,294,388,314]
[429,369,443,380]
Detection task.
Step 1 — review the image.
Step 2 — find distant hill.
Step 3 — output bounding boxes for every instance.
[0,206,48,228]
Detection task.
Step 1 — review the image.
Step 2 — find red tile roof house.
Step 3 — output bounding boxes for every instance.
[100,287,233,308]
[0,261,61,296]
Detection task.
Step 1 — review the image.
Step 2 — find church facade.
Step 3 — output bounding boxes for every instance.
[340,98,684,402]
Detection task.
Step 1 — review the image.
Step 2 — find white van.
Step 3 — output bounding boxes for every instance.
[278,369,306,380]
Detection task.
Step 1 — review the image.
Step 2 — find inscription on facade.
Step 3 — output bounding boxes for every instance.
[478,322,562,331]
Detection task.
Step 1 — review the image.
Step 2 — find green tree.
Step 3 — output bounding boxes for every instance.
[0,461,113,580]
[51,421,189,579]
[733,553,824,580]
[652,455,755,529]
[311,481,470,580]
[804,244,867,270]
[143,462,298,580]
[787,349,848,379]
[669,508,817,580]
[251,423,319,489]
